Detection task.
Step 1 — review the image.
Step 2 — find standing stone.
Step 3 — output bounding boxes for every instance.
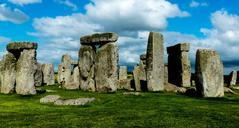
[42,64,55,85]
[118,66,131,90]
[58,54,72,88]
[72,66,80,89]
[34,63,43,86]
[133,54,147,91]
[1,53,17,94]
[167,43,191,87]
[79,45,96,91]
[16,49,37,95]
[119,66,127,80]
[195,49,224,97]
[164,64,168,84]
[146,32,164,91]
[228,71,237,87]
[95,43,118,92]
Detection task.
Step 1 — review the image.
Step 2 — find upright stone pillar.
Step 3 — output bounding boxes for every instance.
[146,32,164,91]
[16,49,37,95]
[58,54,72,88]
[228,70,237,87]
[118,66,131,90]
[95,42,118,92]
[42,63,55,85]
[133,54,147,91]
[119,66,127,80]
[164,64,168,84]
[0,53,17,94]
[195,49,224,97]
[80,32,119,92]
[34,63,43,86]
[167,43,191,87]
[78,45,96,91]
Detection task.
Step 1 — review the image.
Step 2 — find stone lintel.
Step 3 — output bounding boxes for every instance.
[167,43,190,54]
[80,32,118,45]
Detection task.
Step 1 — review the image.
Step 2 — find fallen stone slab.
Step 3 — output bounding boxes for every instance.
[123,92,142,96]
[40,95,61,104]
[54,98,95,106]
[80,32,118,45]
[40,95,95,106]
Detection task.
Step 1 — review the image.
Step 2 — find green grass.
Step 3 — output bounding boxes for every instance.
[0,85,239,128]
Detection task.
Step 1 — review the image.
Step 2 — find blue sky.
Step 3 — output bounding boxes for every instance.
[0,0,239,73]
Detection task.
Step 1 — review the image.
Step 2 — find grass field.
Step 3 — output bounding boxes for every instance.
[0,85,239,128]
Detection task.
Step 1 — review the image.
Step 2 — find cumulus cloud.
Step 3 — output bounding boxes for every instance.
[0,36,11,43]
[189,0,208,8]
[0,4,29,24]
[8,0,42,6]
[55,0,77,11]
[30,0,189,66]
[164,10,239,73]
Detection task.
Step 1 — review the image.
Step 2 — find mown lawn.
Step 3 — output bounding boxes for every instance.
[0,85,239,128]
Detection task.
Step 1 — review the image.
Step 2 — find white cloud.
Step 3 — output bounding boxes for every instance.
[189,0,208,8]
[86,0,189,32]
[56,0,77,11]
[0,36,11,43]
[8,0,42,6]
[0,4,29,24]
[30,0,189,66]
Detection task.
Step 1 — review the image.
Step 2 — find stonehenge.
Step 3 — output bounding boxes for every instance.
[146,32,164,91]
[79,32,119,92]
[195,49,224,97]
[167,43,191,87]
[0,31,232,99]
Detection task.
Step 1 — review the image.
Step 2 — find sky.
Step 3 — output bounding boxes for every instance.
[0,0,239,73]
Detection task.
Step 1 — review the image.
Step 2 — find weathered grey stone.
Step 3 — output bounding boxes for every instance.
[167,43,191,87]
[133,65,147,91]
[34,63,43,87]
[146,32,164,91]
[195,49,224,97]
[58,54,72,88]
[71,60,78,66]
[79,45,96,91]
[16,49,37,95]
[140,54,146,61]
[80,32,118,45]
[54,98,95,106]
[65,66,80,90]
[7,42,37,55]
[42,64,55,85]
[95,43,118,92]
[228,71,237,86]
[117,79,131,90]
[164,64,168,84]
[0,53,17,94]
[119,66,127,80]
[118,66,130,90]
[40,95,61,104]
